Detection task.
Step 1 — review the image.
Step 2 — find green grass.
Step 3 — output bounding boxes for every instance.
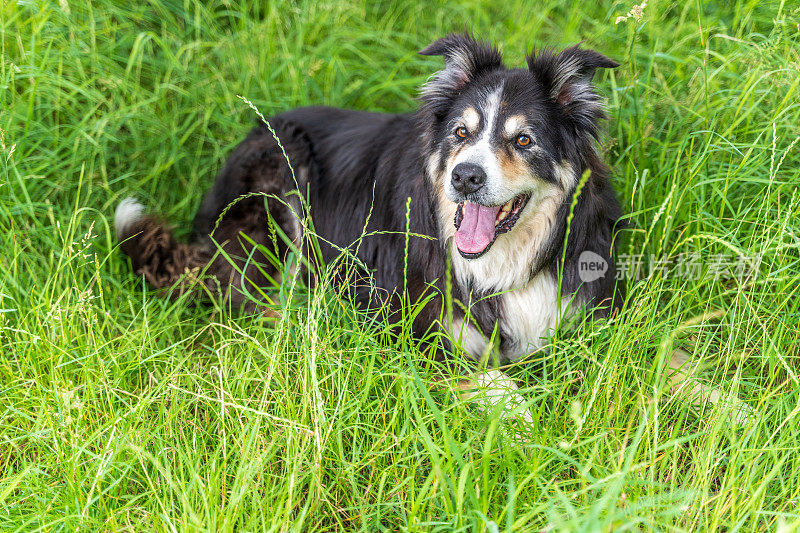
[2,0,800,530]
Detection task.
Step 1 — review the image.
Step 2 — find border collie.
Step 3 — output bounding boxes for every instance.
[115,34,623,418]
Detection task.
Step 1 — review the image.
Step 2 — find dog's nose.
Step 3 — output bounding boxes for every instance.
[451,163,487,195]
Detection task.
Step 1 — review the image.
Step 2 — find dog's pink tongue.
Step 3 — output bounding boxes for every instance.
[454,202,500,255]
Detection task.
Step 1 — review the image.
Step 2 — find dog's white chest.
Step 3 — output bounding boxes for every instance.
[450,271,566,361]
[499,272,563,359]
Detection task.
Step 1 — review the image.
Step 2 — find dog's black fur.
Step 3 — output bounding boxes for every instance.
[116,34,623,362]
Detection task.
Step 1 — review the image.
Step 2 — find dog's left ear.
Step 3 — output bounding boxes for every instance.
[528,45,619,129]
[419,33,503,116]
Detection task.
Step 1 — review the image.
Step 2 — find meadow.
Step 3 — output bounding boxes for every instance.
[1,0,799,530]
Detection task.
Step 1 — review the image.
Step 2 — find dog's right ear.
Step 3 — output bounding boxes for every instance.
[419,33,503,116]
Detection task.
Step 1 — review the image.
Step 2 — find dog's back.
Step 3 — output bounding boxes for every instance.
[116,107,445,318]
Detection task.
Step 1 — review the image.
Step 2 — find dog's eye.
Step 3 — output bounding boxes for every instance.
[455,126,468,139]
[516,134,532,147]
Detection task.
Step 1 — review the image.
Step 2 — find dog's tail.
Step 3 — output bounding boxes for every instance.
[115,198,213,295]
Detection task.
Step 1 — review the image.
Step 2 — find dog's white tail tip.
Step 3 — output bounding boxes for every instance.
[115,197,144,239]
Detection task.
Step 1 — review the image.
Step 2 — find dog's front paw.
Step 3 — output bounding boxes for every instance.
[457,369,535,426]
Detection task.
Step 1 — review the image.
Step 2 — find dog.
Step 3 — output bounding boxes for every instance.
[115,34,624,420]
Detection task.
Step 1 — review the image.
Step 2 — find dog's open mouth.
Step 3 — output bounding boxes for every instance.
[453,193,531,258]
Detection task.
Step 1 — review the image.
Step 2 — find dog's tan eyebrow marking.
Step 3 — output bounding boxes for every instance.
[503,115,527,137]
[462,107,480,131]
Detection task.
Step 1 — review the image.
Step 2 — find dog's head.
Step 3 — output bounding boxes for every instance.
[419,34,618,277]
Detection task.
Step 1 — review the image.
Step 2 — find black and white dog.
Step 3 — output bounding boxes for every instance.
[116,34,623,414]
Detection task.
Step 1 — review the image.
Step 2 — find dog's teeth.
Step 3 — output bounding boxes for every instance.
[497,211,507,223]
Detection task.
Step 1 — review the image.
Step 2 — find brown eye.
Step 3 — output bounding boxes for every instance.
[516,134,532,147]
[455,126,468,139]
